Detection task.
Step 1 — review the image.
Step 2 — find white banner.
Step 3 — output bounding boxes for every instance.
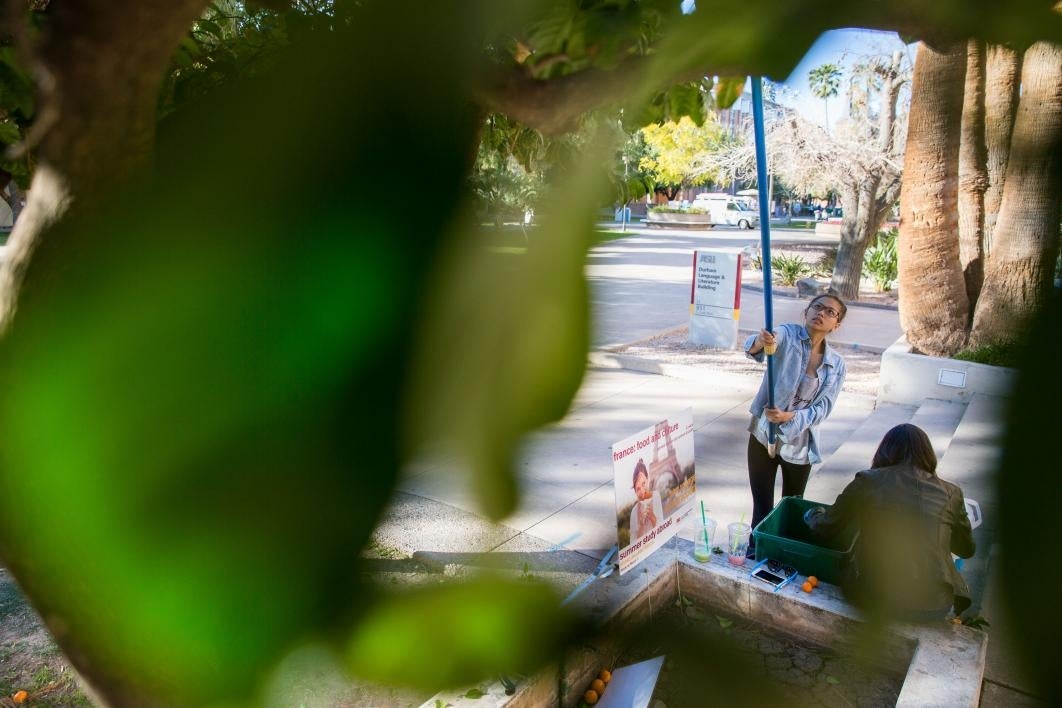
[612,409,696,574]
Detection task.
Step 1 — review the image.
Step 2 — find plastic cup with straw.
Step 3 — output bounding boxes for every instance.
[728,513,752,566]
[694,500,715,562]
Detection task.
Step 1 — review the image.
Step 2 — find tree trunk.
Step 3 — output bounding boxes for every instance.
[831,178,883,300]
[6,182,25,226]
[958,39,988,307]
[897,42,969,357]
[971,41,1062,347]
[0,0,211,331]
[831,184,862,300]
[983,44,1021,258]
[828,52,905,302]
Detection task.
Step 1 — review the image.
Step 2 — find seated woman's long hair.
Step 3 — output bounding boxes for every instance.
[871,423,937,474]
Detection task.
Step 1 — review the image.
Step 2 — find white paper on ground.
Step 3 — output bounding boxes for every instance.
[596,655,664,708]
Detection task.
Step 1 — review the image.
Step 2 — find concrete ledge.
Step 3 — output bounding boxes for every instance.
[878,335,1017,405]
[423,537,987,707]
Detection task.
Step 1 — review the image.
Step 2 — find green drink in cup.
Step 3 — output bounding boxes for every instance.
[693,517,716,563]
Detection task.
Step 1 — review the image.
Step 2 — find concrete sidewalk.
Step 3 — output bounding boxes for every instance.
[396,365,875,562]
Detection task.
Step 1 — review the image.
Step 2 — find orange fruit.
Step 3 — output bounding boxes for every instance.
[591,678,605,693]
[584,688,599,704]
[599,669,612,684]
[801,581,813,593]
[13,690,28,704]
[808,576,819,587]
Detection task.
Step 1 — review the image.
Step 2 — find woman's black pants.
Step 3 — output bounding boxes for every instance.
[747,434,812,544]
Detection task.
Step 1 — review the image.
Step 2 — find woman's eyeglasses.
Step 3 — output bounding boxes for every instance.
[810,302,841,318]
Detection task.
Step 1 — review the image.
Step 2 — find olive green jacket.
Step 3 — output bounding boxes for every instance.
[806,462,976,616]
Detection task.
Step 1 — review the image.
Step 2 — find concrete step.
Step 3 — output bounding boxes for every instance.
[906,398,969,463]
[934,393,1007,614]
[804,401,917,502]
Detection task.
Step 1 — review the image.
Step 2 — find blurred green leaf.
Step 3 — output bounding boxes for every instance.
[826,675,841,685]
[0,60,35,118]
[406,128,613,519]
[464,688,486,699]
[0,9,486,704]
[196,19,224,38]
[346,579,568,690]
[714,76,745,109]
[0,121,21,145]
[666,82,706,124]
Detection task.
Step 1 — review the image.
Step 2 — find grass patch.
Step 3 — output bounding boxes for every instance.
[953,342,1020,368]
[32,665,57,688]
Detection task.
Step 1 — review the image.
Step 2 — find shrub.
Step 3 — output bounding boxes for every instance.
[863,229,898,291]
[770,253,811,286]
[814,247,837,278]
[953,342,1021,368]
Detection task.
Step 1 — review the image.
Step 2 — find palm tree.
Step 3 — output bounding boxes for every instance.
[897,43,970,357]
[808,63,842,132]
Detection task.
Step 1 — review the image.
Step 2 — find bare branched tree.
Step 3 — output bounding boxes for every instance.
[698,51,909,299]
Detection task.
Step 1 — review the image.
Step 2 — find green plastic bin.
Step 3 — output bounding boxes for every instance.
[752,496,858,586]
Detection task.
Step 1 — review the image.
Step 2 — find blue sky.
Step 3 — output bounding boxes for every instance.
[679,2,917,127]
[776,29,916,127]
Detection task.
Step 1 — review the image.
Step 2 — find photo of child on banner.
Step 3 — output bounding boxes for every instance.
[613,409,697,574]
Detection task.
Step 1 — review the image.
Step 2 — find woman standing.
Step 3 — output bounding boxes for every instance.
[744,293,848,556]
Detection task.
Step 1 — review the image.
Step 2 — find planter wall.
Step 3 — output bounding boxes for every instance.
[645,212,712,228]
[878,335,1018,406]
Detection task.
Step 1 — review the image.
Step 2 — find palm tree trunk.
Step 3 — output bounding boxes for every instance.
[971,42,1062,347]
[897,42,969,357]
[958,39,988,307]
[983,45,1022,258]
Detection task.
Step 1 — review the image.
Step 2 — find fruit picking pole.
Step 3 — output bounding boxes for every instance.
[751,79,778,456]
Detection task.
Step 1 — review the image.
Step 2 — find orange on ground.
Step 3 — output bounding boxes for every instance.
[584,688,599,704]
[591,678,605,693]
[808,576,819,587]
[13,690,28,704]
[599,669,612,684]
[801,581,814,593]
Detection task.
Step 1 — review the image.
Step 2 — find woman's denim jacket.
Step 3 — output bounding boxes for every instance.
[743,323,846,464]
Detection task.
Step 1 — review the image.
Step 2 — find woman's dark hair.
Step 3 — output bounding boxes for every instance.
[808,292,848,322]
[632,459,648,488]
[872,423,937,474]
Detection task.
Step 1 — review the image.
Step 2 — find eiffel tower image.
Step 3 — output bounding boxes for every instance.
[648,419,682,493]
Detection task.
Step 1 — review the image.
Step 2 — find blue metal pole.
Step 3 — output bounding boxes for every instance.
[751,78,777,452]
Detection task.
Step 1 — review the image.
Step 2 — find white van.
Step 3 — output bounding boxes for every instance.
[690,193,760,230]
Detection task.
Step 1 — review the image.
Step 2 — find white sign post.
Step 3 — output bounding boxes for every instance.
[689,249,742,348]
[612,410,696,575]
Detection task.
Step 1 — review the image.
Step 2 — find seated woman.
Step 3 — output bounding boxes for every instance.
[804,424,976,620]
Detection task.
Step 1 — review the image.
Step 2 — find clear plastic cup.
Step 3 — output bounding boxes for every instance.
[727,522,751,566]
[693,517,717,563]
